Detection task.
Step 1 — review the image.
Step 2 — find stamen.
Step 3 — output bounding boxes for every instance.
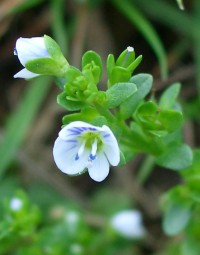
[75,140,86,161]
[91,139,98,158]
[75,154,79,161]
[85,139,98,168]
[89,154,96,160]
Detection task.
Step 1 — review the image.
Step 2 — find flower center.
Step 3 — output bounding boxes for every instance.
[75,131,102,168]
[86,138,98,169]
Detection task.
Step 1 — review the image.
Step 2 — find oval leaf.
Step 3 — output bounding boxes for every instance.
[106,82,137,108]
[120,73,153,119]
[25,58,62,76]
[163,203,191,236]
[44,35,68,66]
[159,83,181,110]
[57,92,85,111]
[156,143,193,170]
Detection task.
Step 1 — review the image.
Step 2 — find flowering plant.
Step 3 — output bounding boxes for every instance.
[14,35,192,182]
[1,0,200,254]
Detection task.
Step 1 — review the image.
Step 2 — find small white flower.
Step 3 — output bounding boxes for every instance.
[65,211,80,224]
[14,37,50,79]
[110,210,146,239]
[70,243,83,254]
[53,121,120,182]
[10,198,23,211]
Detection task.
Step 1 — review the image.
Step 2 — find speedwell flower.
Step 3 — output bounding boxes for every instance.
[110,210,146,239]
[14,37,50,79]
[10,198,23,212]
[53,121,120,182]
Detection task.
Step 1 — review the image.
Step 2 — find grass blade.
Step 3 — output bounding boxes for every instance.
[134,0,198,39]
[111,0,168,79]
[0,77,51,177]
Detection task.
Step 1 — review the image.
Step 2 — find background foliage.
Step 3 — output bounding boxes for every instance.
[0,0,200,254]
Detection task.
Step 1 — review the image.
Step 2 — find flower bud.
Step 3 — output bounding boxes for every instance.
[14,35,69,79]
[14,37,50,78]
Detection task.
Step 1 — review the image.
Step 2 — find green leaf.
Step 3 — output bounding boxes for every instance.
[182,149,200,174]
[136,101,160,131]
[148,130,168,138]
[44,35,68,66]
[62,107,98,125]
[62,113,85,125]
[158,110,183,132]
[137,101,157,116]
[25,58,63,76]
[120,73,153,118]
[57,91,85,111]
[159,83,181,110]
[82,51,102,84]
[106,82,137,108]
[182,239,200,255]
[116,48,135,67]
[65,67,82,83]
[91,116,108,127]
[109,66,131,85]
[127,55,143,72]
[129,122,164,155]
[163,203,191,236]
[0,77,51,177]
[156,143,193,170]
[136,108,183,136]
[106,54,115,77]
[82,50,102,76]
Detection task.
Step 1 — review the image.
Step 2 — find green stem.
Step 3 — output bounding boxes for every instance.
[95,105,117,123]
[136,155,155,185]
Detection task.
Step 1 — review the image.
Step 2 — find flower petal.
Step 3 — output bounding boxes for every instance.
[101,125,120,166]
[15,37,49,66]
[88,152,109,182]
[14,68,40,79]
[59,121,98,140]
[53,137,88,175]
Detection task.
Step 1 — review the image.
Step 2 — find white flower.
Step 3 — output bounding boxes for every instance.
[110,210,146,239]
[65,211,80,225]
[10,198,23,211]
[65,211,80,234]
[53,121,120,182]
[14,37,50,79]
[70,243,83,254]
